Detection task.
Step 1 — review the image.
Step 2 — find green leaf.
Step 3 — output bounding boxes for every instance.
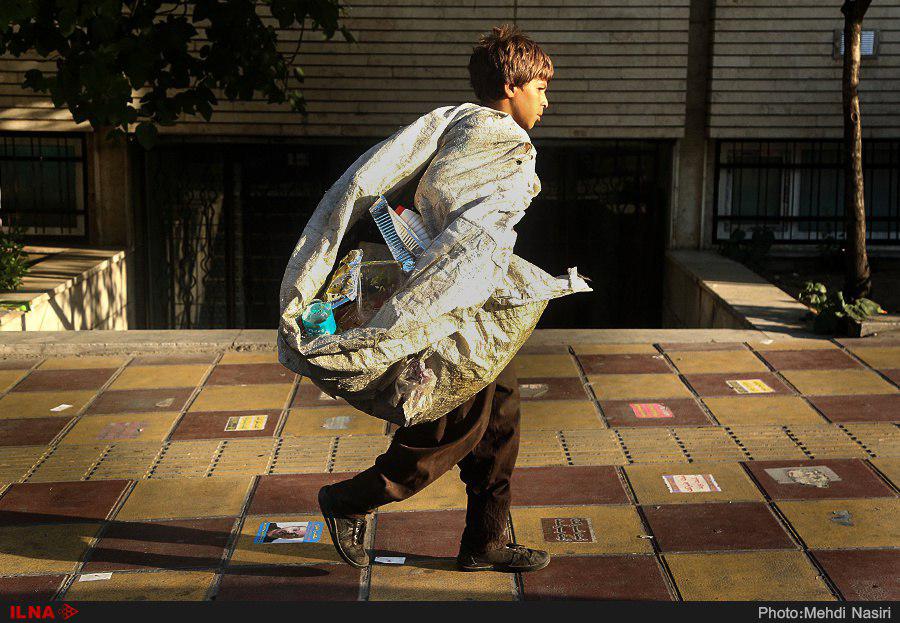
[134,121,158,150]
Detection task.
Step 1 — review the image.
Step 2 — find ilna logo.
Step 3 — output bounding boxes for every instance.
[9,604,78,620]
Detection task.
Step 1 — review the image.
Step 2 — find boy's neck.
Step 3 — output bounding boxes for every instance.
[479,99,512,117]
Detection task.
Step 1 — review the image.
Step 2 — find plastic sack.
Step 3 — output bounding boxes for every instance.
[278,103,591,426]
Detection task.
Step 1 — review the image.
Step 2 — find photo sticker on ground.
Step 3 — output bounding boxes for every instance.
[764,466,842,488]
[224,414,268,432]
[96,421,146,440]
[725,379,774,394]
[253,521,324,544]
[540,517,595,543]
[662,474,721,494]
[519,383,549,399]
[629,403,675,419]
[322,415,351,430]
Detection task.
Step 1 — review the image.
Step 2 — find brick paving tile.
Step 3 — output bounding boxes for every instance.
[812,550,900,601]
[522,555,672,600]
[0,480,130,525]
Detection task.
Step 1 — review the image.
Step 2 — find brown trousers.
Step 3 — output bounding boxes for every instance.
[327,364,521,554]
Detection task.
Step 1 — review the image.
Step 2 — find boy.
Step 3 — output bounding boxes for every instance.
[316,24,553,573]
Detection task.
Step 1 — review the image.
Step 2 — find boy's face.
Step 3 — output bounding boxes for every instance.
[504,78,549,131]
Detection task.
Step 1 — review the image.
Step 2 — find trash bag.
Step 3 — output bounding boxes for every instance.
[278,102,591,426]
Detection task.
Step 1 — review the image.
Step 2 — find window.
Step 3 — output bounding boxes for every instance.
[0,133,87,240]
[714,140,899,244]
[835,29,878,58]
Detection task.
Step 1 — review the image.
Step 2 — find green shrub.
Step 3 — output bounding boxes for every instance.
[799,281,885,335]
[0,227,31,311]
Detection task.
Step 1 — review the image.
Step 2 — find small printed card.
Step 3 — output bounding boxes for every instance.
[78,573,112,582]
[322,415,351,430]
[541,517,595,543]
[50,404,73,412]
[374,556,406,565]
[96,421,145,440]
[629,403,674,419]
[225,414,268,432]
[253,521,324,544]
[726,379,774,394]
[663,474,721,494]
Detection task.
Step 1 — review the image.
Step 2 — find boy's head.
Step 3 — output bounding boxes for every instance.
[468,24,553,131]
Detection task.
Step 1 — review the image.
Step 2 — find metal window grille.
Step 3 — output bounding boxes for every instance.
[713,140,900,244]
[836,29,878,57]
[0,133,88,241]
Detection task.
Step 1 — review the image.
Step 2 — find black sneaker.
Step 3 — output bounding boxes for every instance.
[317,485,370,569]
[457,542,551,573]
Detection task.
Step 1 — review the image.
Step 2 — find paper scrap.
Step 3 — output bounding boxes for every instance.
[155,397,175,408]
[50,404,73,412]
[97,421,145,440]
[830,510,853,527]
[629,403,674,419]
[253,520,324,544]
[374,556,406,565]
[225,414,268,432]
[78,573,112,582]
[318,391,339,401]
[726,379,774,394]
[519,383,549,399]
[663,474,721,494]
[322,415,351,430]
[764,466,841,488]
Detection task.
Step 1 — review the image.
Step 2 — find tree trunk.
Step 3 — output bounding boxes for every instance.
[841,0,872,300]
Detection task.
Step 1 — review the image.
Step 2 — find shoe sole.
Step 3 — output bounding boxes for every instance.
[456,557,551,573]
[318,487,370,569]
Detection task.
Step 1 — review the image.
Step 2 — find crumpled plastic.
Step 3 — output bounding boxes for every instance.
[278,102,592,426]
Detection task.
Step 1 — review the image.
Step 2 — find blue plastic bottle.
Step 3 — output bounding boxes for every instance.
[301,299,337,337]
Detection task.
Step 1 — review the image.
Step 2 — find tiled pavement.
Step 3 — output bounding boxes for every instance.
[0,337,897,601]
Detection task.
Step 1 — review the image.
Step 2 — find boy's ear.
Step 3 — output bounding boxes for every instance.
[503,83,518,99]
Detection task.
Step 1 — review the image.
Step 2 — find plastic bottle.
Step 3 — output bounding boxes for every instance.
[394,205,431,249]
[301,299,337,337]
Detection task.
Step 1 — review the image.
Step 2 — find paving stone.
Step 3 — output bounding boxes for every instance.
[0,446,47,486]
[659,343,746,352]
[170,410,281,441]
[573,344,660,355]
[749,340,838,351]
[684,373,792,398]
[838,337,900,349]
[0,370,28,393]
[516,430,568,467]
[600,398,710,427]
[87,443,161,481]
[130,354,219,366]
[291,381,349,408]
[615,428,685,464]
[330,435,390,473]
[215,564,361,601]
[39,356,127,370]
[588,374,693,401]
[249,473,360,515]
[520,400,603,430]
[82,517,236,572]
[518,343,570,355]
[785,425,869,460]
[513,354,580,378]
[642,502,795,552]
[725,427,807,461]
[190,384,292,412]
[808,395,900,423]
[624,462,764,505]
[373,510,465,558]
[385,469,467,512]
[209,439,277,477]
[510,505,652,556]
[837,423,900,458]
[0,391,95,419]
[510,466,628,506]
[522,555,672,600]
[674,427,746,462]
[667,350,768,375]
[758,349,862,371]
[0,480,130,525]
[578,354,671,375]
[0,359,38,370]
[781,369,898,396]
[282,406,385,437]
[116,476,252,520]
[703,396,826,426]
[218,352,279,365]
[870,458,900,488]
[883,369,900,385]
[26,444,106,483]
[64,570,215,601]
[206,363,295,386]
[778,498,900,549]
[665,551,834,601]
[812,550,900,600]
[87,388,195,415]
[269,437,333,474]
[110,365,210,390]
[848,347,900,370]
[0,523,101,574]
[148,441,219,479]
[0,575,65,600]
[559,430,626,466]
[14,369,117,393]
[60,413,179,445]
[517,377,590,401]
[368,557,516,601]
[0,417,72,447]
[229,513,341,566]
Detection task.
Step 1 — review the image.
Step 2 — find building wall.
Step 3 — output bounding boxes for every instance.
[0,0,690,139]
[709,1,900,139]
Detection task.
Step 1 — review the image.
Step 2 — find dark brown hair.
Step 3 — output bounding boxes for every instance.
[468,24,554,103]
